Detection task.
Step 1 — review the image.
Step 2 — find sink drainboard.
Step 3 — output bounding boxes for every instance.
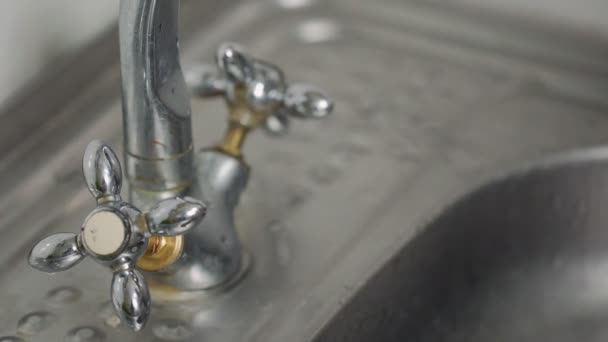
[1,0,608,341]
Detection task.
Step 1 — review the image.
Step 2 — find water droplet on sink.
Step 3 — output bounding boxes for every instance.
[153,319,193,340]
[267,220,292,266]
[284,185,312,208]
[297,19,340,43]
[96,302,121,328]
[65,326,106,342]
[17,311,55,335]
[276,0,315,9]
[267,220,285,233]
[308,163,342,185]
[0,336,24,342]
[45,286,81,305]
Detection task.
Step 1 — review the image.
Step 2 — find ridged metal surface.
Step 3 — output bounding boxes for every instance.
[0,0,608,341]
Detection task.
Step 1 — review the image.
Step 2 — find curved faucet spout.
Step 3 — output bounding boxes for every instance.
[119,0,193,194]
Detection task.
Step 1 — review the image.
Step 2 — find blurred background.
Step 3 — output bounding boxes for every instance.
[0,1,118,106]
[0,0,607,110]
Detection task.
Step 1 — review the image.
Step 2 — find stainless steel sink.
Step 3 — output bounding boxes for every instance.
[1,0,608,341]
[314,150,608,341]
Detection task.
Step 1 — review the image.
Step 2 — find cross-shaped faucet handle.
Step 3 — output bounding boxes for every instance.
[187,43,334,135]
[28,140,206,331]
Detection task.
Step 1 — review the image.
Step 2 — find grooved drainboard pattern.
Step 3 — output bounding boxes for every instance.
[1,0,608,341]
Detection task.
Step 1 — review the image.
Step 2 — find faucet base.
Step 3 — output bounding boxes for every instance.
[137,151,249,291]
[146,249,252,302]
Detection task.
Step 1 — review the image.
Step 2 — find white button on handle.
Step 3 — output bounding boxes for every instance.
[82,211,128,256]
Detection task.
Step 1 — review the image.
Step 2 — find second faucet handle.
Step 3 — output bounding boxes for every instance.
[186,43,334,135]
[28,141,206,331]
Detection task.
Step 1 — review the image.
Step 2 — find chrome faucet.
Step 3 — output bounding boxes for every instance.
[28,0,333,332]
[120,0,194,196]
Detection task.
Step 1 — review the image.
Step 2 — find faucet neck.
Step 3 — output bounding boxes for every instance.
[119,0,193,195]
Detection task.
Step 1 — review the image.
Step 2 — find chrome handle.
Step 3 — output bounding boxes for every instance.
[186,43,334,135]
[28,140,206,331]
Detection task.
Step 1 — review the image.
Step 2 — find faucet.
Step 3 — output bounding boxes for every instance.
[27,0,333,332]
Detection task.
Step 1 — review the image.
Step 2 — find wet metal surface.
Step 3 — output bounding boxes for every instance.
[0,0,608,341]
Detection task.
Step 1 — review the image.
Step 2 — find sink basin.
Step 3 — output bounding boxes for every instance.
[315,152,608,342]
